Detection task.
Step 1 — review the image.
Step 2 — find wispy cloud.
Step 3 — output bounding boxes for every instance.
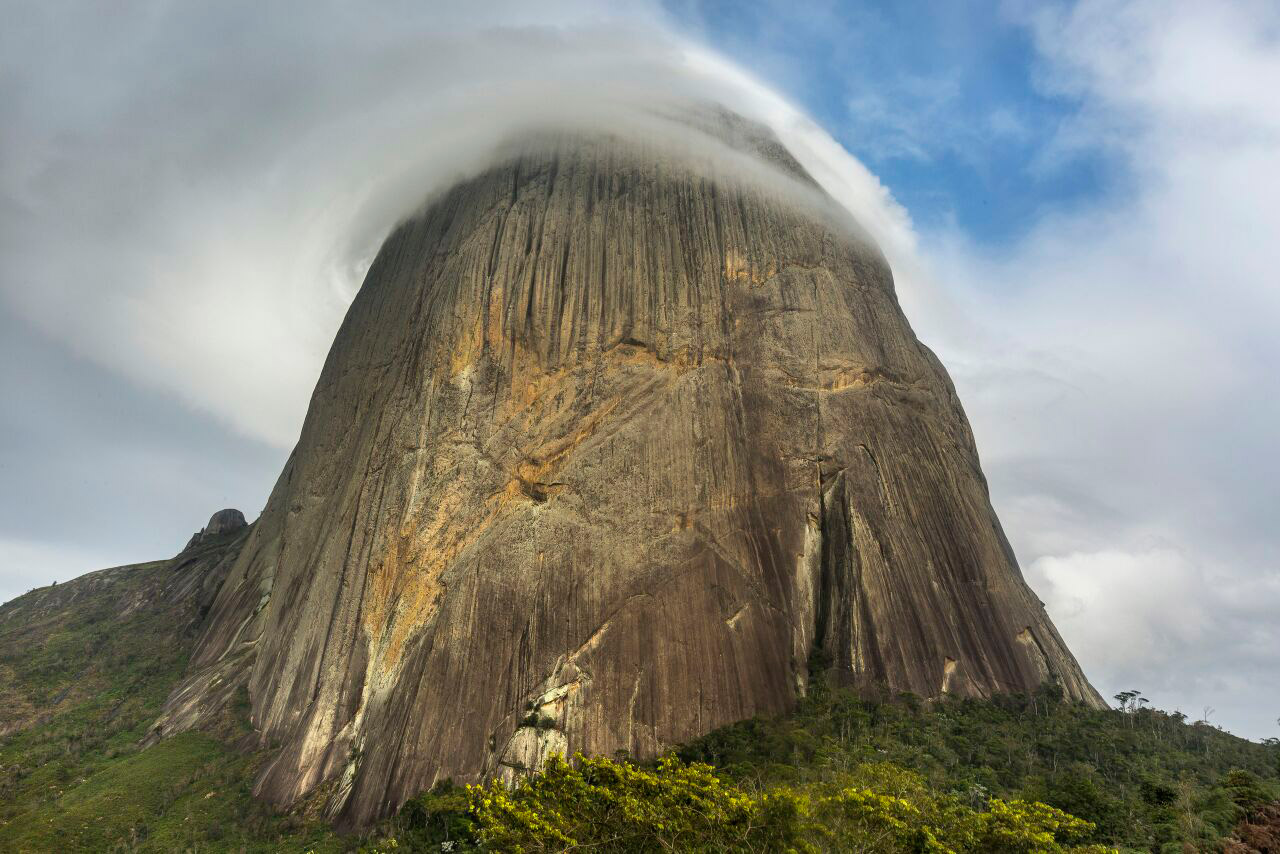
[0,0,912,448]
[0,0,914,598]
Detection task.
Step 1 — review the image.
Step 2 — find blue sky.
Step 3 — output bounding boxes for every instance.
[668,0,1114,244]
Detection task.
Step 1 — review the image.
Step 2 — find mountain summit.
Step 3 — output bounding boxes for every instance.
[150,111,1101,827]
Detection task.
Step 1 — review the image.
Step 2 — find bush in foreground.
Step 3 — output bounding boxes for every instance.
[379,752,1114,853]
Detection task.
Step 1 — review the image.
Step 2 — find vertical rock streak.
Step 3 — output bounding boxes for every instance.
[153,123,1102,828]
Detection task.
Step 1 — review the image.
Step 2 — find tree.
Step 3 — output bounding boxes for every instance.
[1113,691,1148,714]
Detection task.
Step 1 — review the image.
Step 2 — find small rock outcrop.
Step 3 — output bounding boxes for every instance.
[153,112,1103,828]
[183,509,248,550]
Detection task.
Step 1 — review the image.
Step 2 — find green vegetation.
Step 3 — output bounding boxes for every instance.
[2,567,1276,852]
[0,731,341,853]
[451,753,1110,853]
[370,682,1277,854]
[0,560,342,853]
[0,562,178,737]
[675,682,1280,853]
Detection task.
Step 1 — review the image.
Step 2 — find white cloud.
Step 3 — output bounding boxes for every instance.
[1031,547,1210,665]
[1029,545,1280,732]
[1,1,920,448]
[895,0,1280,738]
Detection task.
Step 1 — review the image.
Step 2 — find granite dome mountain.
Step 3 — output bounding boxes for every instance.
[126,111,1100,828]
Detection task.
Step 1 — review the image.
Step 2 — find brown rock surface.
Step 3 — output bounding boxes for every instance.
[152,114,1102,828]
[183,508,249,550]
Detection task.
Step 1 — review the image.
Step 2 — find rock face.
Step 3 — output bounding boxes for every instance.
[153,114,1102,828]
[183,508,249,550]
[204,509,248,538]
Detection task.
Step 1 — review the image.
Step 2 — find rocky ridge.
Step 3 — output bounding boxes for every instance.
[146,113,1103,828]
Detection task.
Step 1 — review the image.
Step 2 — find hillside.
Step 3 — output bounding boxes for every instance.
[1,546,1276,851]
[0,515,355,851]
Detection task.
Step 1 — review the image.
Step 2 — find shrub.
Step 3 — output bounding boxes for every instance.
[467,753,795,852]
[464,753,1114,854]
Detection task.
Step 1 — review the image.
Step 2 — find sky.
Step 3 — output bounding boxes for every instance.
[1,1,1277,740]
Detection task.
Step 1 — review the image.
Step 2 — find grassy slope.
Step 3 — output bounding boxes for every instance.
[0,542,344,853]
[1,731,346,853]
